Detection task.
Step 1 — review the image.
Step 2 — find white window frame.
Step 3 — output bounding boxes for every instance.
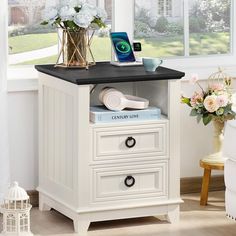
[133,0,236,68]
[0,0,8,92]
[4,0,236,92]
[157,0,173,17]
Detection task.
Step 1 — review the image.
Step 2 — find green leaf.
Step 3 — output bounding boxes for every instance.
[55,18,61,25]
[190,109,198,116]
[40,21,48,25]
[181,97,191,106]
[74,6,81,12]
[224,104,231,113]
[197,115,202,123]
[66,20,78,30]
[92,18,106,28]
[203,115,212,126]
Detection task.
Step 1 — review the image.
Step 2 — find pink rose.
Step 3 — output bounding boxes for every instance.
[204,95,220,113]
[216,94,228,107]
[190,92,203,107]
[210,83,224,92]
[189,74,199,85]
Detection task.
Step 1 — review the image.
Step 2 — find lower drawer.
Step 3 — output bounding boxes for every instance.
[91,161,168,203]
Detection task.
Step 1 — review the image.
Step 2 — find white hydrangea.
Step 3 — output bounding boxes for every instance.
[80,3,97,17]
[43,7,58,23]
[60,0,85,7]
[59,5,76,21]
[42,1,106,29]
[96,7,107,21]
[74,11,94,28]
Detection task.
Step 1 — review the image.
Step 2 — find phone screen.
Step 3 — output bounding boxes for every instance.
[110,32,136,62]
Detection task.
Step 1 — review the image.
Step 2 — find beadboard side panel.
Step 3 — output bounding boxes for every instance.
[42,86,74,188]
[38,74,90,209]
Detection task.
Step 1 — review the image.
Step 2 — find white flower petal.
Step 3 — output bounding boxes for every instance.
[43,7,58,22]
[59,5,76,21]
[60,0,85,7]
[80,3,97,16]
[74,11,94,28]
[96,7,107,21]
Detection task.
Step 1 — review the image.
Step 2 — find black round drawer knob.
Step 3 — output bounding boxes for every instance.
[124,176,135,187]
[125,137,136,148]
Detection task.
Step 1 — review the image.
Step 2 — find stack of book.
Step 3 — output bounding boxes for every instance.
[90,105,161,123]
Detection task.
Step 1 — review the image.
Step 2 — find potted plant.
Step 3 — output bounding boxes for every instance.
[181,68,236,163]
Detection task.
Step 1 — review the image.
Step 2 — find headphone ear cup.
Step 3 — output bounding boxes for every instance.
[103,90,126,111]
[99,87,115,104]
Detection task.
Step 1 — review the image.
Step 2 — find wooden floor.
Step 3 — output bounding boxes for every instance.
[1,191,236,236]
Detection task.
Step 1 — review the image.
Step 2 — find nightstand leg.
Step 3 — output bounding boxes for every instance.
[167,205,180,223]
[73,217,90,235]
[200,168,211,206]
[38,193,51,211]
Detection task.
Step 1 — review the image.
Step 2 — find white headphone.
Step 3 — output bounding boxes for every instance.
[99,87,149,111]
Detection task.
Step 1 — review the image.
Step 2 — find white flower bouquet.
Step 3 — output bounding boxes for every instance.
[41,0,107,30]
[41,0,107,68]
[181,71,236,125]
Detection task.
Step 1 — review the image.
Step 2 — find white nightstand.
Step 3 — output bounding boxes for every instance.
[36,63,184,234]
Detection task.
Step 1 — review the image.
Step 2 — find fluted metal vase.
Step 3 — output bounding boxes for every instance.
[55,29,96,69]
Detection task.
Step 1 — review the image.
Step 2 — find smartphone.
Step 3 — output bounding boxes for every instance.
[110,32,136,62]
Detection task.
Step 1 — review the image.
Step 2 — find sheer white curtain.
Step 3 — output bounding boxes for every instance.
[0,0,10,203]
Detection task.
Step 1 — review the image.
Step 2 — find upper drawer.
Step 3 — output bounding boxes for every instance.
[91,122,168,163]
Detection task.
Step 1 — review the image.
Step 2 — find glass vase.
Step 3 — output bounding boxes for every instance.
[55,29,95,69]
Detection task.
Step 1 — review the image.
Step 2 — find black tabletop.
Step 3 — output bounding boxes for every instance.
[35,62,185,85]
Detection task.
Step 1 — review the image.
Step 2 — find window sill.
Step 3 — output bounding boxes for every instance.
[7,66,38,92]
[8,78,38,92]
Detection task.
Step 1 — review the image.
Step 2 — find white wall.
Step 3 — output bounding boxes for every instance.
[8,91,38,190]
[181,81,213,177]
[8,79,235,190]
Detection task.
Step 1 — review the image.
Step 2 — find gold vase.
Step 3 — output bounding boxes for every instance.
[55,29,96,69]
[212,119,224,152]
[203,119,227,164]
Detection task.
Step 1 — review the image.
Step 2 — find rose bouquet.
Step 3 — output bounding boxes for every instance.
[181,73,236,126]
[41,0,107,30]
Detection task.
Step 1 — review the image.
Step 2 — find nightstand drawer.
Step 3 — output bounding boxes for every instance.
[92,122,168,163]
[92,161,168,203]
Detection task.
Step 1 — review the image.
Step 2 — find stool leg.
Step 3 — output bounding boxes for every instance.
[200,168,211,206]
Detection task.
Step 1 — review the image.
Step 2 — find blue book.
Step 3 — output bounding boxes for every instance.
[90,106,161,123]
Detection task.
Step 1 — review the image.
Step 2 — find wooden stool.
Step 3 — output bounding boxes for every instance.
[200,160,224,206]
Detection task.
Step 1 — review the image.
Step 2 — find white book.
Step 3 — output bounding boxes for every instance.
[90,106,161,123]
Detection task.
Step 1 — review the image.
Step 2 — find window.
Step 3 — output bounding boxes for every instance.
[158,0,172,17]
[135,0,184,57]
[8,0,57,66]
[4,0,236,83]
[189,0,231,56]
[134,0,232,58]
[86,0,112,61]
[20,213,28,231]
[6,214,16,232]
[8,0,112,67]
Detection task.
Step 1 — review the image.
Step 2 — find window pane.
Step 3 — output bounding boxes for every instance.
[189,0,231,56]
[134,0,184,58]
[8,0,58,66]
[8,0,112,66]
[88,0,112,62]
